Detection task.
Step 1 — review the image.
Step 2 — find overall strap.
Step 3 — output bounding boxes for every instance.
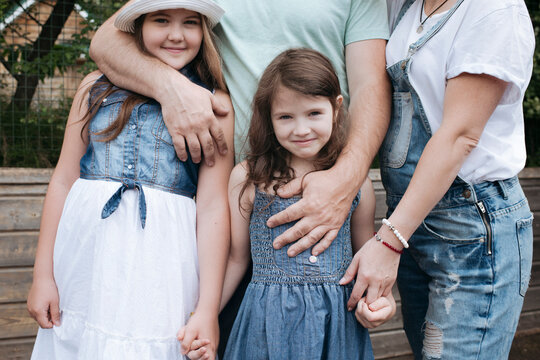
[408,0,465,56]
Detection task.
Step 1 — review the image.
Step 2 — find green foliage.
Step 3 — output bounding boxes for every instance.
[0,0,123,167]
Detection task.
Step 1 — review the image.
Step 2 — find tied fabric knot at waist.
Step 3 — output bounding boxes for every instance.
[101,179,147,228]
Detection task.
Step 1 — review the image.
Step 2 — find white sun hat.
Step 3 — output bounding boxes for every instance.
[114,0,225,32]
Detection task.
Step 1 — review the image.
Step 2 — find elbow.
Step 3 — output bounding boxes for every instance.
[456,133,480,157]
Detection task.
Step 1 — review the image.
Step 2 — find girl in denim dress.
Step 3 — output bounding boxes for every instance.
[27,1,234,359]
[210,49,395,360]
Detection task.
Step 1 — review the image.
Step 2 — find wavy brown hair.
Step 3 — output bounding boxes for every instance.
[81,14,226,142]
[242,48,349,198]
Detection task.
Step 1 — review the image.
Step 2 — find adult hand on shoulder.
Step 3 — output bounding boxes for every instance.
[160,78,229,167]
[27,277,61,329]
[267,166,358,257]
[340,236,400,309]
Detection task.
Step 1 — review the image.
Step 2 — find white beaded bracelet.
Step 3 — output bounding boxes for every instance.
[382,218,409,249]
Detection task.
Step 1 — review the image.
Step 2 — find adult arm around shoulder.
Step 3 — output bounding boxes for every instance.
[89,1,229,165]
[267,39,390,257]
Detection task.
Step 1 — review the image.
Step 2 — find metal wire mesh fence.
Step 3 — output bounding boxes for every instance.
[0,0,539,167]
[0,0,122,167]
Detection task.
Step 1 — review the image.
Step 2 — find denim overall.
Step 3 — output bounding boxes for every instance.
[382,1,534,359]
[223,189,373,360]
[79,66,208,228]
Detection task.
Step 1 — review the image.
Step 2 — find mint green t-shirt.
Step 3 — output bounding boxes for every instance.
[213,0,389,155]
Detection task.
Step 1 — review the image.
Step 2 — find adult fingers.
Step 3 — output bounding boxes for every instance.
[50,301,61,326]
[35,308,53,329]
[198,131,216,167]
[209,122,228,156]
[185,134,202,164]
[210,93,229,117]
[275,177,303,199]
[311,229,339,256]
[266,199,309,231]
[339,254,360,286]
[172,135,188,162]
[284,226,330,257]
[365,283,382,305]
[347,279,368,311]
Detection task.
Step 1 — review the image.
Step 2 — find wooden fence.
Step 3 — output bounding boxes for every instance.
[0,168,539,359]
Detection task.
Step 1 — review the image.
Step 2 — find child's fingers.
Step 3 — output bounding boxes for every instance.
[180,327,198,355]
[187,346,208,360]
[367,297,391,312]
[50,301,61,326]
[36,308,53,329]
[190,339,211,350]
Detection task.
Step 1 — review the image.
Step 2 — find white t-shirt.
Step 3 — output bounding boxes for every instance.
[386,0,535,183]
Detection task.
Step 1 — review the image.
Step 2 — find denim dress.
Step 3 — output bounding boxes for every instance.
[223,189,373,360]
[31,66,209,360]
[383,1,534,358]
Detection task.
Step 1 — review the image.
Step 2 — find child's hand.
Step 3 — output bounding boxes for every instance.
[354,292,396,329]
[27,277,61,328]
[177,311,219,359]
[185,339,211,360]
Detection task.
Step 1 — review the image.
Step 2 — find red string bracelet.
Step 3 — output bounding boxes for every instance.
[374,232,403,255]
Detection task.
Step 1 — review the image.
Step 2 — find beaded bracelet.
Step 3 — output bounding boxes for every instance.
[375,233,403,254]
[382,218,409,249]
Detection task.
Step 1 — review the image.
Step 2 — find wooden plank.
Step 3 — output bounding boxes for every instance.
[523,286,540,312]
[0,338,35,360]
[0,184,48,197]
[0,303,37,339]
[0,169,52,185]
[0,232,38,267]
[0,198,43,231]
[0,268,32,304]
[517,309,540,333]
[371,329,412,359]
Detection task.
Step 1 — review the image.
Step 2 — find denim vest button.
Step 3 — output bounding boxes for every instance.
[103,98,107,102]
[463,189,471,199]
[309,255,318,263]
[131,124,136,130]
[128,164,133,170]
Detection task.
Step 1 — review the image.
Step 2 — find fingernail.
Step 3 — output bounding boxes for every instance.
[348,306,353,311]
[339,278,345,285]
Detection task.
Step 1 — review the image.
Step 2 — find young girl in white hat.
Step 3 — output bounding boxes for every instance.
[27,1,233,359]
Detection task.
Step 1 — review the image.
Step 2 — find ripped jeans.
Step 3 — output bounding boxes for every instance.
[392,177,533,360]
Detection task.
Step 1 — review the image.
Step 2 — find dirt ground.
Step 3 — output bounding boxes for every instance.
[509,331,540,360]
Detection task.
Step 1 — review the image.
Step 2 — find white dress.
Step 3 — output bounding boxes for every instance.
[31,178,199,359]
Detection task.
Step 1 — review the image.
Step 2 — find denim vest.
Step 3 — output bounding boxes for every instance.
[80,65,211,228]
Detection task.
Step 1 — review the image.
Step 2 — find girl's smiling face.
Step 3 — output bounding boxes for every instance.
[142,8,203,70]
[271,85,342,163]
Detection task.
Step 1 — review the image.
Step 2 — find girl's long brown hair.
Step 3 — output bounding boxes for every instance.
[81,14,226,142]
[242,48,349,199]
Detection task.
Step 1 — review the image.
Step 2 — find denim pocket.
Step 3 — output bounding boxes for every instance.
[151,114,174,147]
[379,92,413,169]
[422,205,486,244]
[516,215,533,296]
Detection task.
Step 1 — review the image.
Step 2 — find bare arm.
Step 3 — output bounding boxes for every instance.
[27,71,100,328]
[351,178,376,254]
[89,1,229,165]
[267,39,390,257]
[341,73,508,306]
[220,162,253,309]
[178,91,234,358]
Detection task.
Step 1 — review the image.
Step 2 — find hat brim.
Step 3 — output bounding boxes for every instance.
[114,0,224,32]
